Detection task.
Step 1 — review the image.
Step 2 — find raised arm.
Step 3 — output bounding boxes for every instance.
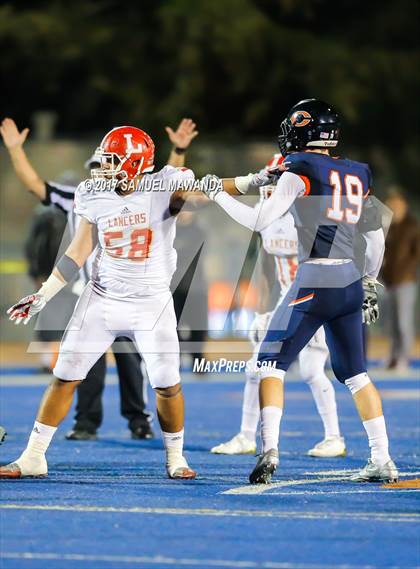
[165,118,199,167]
[0,118,46,200]
[8,218,96,325]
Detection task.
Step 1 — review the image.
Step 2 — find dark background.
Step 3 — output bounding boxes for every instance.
[1,0,419,189]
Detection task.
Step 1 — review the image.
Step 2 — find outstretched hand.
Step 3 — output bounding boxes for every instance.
[7,294,46,325]
[0,118,30,149]
[165,118,198,150]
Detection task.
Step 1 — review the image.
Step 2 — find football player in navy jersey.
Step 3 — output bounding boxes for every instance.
[201,99,398,485]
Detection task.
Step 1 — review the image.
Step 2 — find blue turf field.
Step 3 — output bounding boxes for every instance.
[0,374,419,569]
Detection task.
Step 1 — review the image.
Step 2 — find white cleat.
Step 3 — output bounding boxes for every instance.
[0,454,48,479]
[210,433,257,455]
[166,453,196,480]
[350,458,398,483]
[307,436,346,458]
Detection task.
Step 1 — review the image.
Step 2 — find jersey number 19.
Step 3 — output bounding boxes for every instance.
[327,170,364,224]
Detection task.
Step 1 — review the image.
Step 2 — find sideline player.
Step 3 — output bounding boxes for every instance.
[211,157,345,458]
[202,99,398,484]
[0,117,198,441]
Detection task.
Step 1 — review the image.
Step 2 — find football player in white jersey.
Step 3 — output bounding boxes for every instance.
[211,155,346,458]
[1,124,248,481]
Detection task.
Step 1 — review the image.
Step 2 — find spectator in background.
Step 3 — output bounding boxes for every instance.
[382,189,419,371]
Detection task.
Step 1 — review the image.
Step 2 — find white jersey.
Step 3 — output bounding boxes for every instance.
[74,165,194,299]
[259,211,298,294]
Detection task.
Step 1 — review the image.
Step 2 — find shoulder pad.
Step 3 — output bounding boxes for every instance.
[283,153,312,177]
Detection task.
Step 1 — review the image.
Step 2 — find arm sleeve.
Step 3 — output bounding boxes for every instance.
[215,172,305,232]
[364,228,385,279]
[42,182,76,214]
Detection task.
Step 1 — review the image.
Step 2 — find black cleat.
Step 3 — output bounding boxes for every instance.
[249,449,279,484]
[65,429,97,441]
[131,424,154,440]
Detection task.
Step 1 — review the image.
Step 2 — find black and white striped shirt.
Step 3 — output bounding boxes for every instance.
[42,181,76,215]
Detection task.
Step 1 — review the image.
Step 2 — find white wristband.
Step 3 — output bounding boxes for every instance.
[37,273,66,302]
[234,173,253,195]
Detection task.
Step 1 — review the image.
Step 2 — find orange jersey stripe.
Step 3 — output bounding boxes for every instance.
[299,175,311,196]
[288,292,314,306]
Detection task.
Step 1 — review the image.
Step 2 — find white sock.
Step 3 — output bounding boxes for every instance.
[362,416,391,466]
[260,406,282,453]
[307,374,340,438]
[240,377,259,443]
[17,421,57,474]
[162,429,184,458]
[24,421,56,458]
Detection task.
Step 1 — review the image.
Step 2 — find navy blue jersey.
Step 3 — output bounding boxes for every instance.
[285,152,373,263]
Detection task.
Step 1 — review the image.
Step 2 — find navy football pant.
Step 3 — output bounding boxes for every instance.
[258,262,366,383]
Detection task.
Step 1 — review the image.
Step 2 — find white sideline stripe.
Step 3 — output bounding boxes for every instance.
[2,552,412,569]
[0,504,418,523]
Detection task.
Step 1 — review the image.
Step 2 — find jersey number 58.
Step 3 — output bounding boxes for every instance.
[103,228,153,260]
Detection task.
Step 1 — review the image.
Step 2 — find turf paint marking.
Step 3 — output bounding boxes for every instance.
[0,504,418,523]
[1,552,418,569]
[222,470,420,495]
[222,476,349,494]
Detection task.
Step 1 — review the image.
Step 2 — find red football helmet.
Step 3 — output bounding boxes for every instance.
[92,126,155,181]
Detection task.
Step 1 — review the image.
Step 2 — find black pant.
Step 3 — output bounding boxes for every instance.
[73,337,150,433]
[173,288,207,360]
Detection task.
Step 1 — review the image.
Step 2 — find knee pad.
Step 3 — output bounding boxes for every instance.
[303,373,331,389]
[54,353,89,382]
[155,383,182,399]
[299,347,328,383]
[245,361,260,384]
[345,373,371,395]
[147,355,180,389]
[246,372,260,385]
